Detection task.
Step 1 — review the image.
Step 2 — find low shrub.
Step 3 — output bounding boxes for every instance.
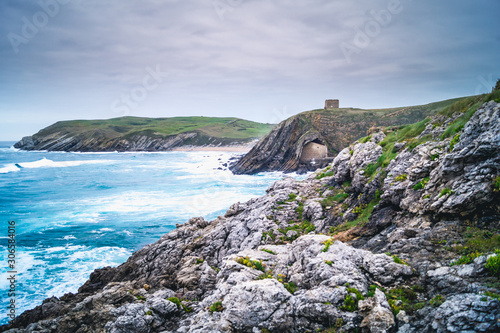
[430,294,445,307]
[359,135,372,143]
[316,171,334,179]
[331,199,378,234]
[493,176,500,192]
[439,188,455,197]
[430,153,440,161]
[353,203,367,214]
[235,256,266,272]
[395,174,407,182]
[347,287,365,301]
[385,286,423,315]
[261,230,276,241]
[168,297,192,313]
[284,282,298,294]
[411,285,425,293]
[261,248,276,255]
[450,251,481,266]
[450,228,500,272]
[485,250,500,276]
[366,285,377,298]
[322,238,334,252]
[209,301,223,313]
[340,294,357,312]
[449,133,460,151]
[392,255,409,266]
[257,272,274,280]
[483,291,500,300]
[320,192,349,208]
[295,202,304,219]
[364,162,379,179]
[413,177,430,190]
[455,228,500,255]
[340,287,364,312]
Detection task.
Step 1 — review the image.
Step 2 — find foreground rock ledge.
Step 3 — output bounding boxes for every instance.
[3,101,500,333]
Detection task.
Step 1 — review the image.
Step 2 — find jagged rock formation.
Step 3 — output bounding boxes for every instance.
[13,117,274,152]
[231,98,466,174]
[230,116,331,174]
[2,101,500,332]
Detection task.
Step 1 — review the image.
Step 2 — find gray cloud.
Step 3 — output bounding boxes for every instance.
[0,0,499,140]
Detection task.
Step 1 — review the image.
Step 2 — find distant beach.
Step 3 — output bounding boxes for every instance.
[171,145,253,152]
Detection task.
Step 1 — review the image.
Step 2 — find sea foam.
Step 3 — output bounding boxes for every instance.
[0,158,114,173]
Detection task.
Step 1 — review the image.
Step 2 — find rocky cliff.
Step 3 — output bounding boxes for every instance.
[13,117,274,152]
[231,98,467,174]
[2,99,500,333]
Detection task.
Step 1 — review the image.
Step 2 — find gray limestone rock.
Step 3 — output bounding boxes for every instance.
[5,102,500,333]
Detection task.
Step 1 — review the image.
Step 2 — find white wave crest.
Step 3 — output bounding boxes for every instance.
[0,164,21,174]
[0,158,114,173]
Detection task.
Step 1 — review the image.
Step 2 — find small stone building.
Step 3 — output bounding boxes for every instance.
[325,99,339,109]
[300,141,328,162]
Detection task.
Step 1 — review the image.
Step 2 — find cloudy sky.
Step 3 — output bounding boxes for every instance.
[0,0,499,140]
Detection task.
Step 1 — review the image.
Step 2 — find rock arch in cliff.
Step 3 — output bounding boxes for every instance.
[299,139,328,162]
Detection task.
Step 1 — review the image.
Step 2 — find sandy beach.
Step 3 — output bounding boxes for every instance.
[170,145,252,152]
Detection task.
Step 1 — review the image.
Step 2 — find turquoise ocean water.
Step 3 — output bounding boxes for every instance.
[0,142,298,324]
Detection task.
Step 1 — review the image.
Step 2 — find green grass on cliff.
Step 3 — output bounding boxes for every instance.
[362,92,499,179]
[36,116,275,140]
[449,228,500,266]
[363,117,431,178]
[440,91,500,140]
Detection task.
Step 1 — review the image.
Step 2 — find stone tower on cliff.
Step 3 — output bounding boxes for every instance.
[325,99,339,109]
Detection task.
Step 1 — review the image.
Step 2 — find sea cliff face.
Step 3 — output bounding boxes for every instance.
[14,131,252,152]
[2,101,500,333]
[230,116,328,174]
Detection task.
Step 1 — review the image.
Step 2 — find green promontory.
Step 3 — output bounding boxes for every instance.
[14,116,275,152]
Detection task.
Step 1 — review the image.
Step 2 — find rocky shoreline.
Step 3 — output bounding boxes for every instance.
[14,132,256,153]
[2,101,500,332]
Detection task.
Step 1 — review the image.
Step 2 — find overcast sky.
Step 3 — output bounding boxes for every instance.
[0,0,499,140]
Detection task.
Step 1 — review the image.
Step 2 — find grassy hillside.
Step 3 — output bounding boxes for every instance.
[231,95,486,174]
[297,97,470,154]
[301,97,467,123]
[37,116,275,140]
